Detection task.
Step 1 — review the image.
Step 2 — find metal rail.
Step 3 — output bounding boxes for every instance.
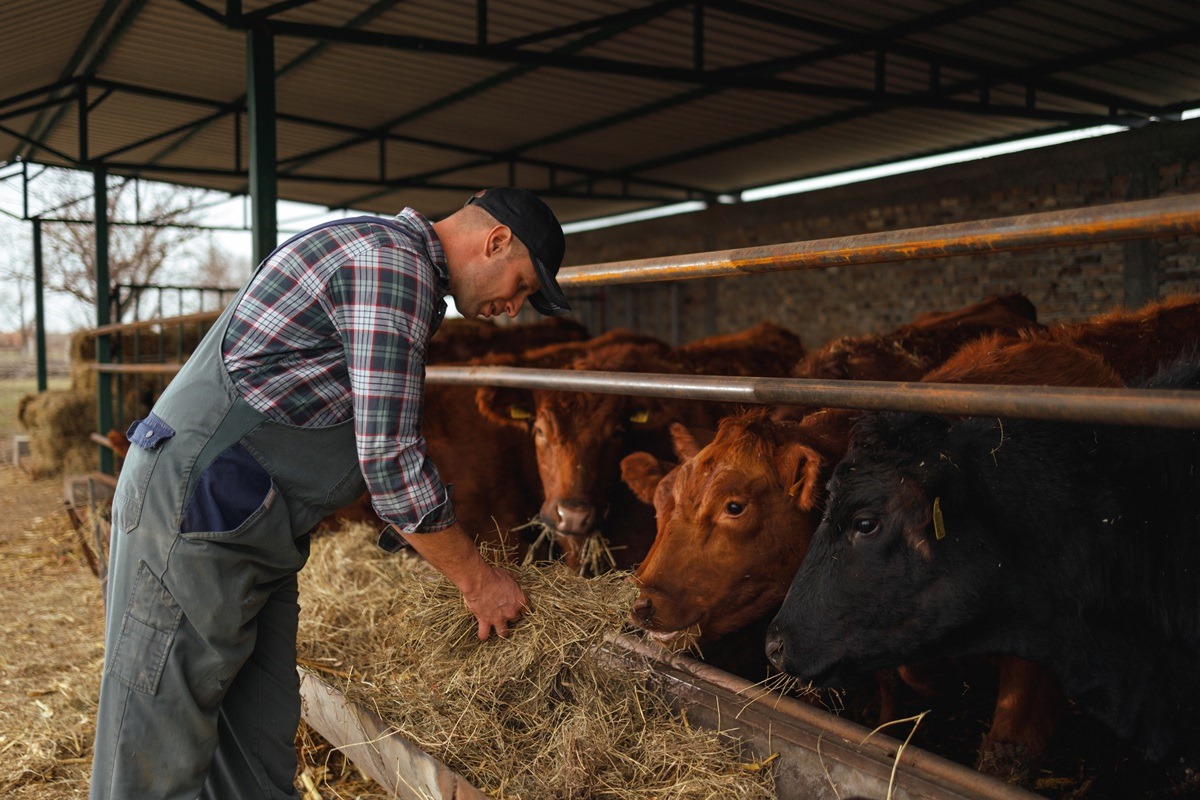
[426,366,1200,429]
[555,194,1200,286]
[89,309,221,337]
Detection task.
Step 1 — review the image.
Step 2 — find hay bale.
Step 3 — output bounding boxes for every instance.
[298,526,777,800]
[16,389,96,477]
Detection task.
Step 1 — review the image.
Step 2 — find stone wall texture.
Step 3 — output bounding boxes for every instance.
[558,119,1200,350]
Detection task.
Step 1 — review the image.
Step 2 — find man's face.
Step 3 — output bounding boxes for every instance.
[450,237,541,319]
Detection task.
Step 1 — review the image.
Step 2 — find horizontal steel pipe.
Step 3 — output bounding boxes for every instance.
[92,363,183,375]
[427,365,1200,429]
[90,310,221,337]
[556,194,1200,286]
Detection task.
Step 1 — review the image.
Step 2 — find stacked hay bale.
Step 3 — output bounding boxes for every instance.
[298,525,777,800]
[16,320,213,477]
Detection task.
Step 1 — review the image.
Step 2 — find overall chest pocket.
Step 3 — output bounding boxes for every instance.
[113,414,175,534]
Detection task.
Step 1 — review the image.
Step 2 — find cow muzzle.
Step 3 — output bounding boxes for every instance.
[548,499,595,536]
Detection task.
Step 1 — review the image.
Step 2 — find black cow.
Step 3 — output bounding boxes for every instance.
[765,358,1200,765]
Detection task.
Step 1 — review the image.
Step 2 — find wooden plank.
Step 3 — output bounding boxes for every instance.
[603,634,1044,800]
[298,670,490,800]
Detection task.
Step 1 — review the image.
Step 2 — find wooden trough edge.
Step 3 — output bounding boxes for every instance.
[298,669,489,800]
[300,632,1044,800]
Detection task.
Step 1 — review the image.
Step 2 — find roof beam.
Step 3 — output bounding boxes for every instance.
[255,14,1167,122]
[708,0,1173,115]
[276,0,693,175]
[12,0,151,162]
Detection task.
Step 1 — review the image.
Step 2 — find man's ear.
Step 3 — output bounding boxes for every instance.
[486,224,514,258]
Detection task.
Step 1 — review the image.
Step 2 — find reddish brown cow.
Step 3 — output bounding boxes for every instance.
[476,322,803,573]
[426,316,590,363]
[321,326,639,547]
[1044,293,1200,383]
[795,292,1042,383]
[624,335,1123,779]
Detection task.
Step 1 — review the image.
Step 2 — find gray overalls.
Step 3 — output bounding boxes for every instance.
[91,218,437,799]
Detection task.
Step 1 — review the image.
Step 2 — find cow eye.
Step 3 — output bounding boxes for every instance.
[724,501,745,516]
[851,516,880,538]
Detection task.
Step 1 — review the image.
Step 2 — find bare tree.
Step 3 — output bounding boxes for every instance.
[0,221,32,346]
[35,170,212,322]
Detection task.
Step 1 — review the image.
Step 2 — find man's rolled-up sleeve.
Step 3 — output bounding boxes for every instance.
[326,241,456,549]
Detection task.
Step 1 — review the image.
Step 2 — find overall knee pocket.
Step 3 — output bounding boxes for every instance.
[109,562,182,695]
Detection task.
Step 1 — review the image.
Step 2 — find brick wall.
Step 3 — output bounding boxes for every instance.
[560,119,1200,350]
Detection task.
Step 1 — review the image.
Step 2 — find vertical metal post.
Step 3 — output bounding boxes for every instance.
[247,26,277,267]
[94,167,113,474]
[32,218,48,392]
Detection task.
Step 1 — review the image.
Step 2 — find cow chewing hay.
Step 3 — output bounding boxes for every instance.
[297,524,777,799]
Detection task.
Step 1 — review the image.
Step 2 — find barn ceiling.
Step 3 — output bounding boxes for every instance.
[1,0,1198,224]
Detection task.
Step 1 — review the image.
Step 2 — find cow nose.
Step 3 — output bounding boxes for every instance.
[630,595,654,626]
[554,500,595,536]
[764,632,785,671]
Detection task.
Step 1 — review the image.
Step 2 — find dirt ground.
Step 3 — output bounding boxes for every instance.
[0,462,386,799]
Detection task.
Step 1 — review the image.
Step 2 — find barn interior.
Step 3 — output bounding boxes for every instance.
[3,2,1200,799]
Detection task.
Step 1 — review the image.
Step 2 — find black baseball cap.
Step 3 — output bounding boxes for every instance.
[466,187,571,317]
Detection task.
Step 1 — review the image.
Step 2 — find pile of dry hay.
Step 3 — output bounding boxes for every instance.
[297,524,777,800]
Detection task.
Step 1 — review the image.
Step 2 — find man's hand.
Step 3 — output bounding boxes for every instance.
[462,564,528,640]
[397,524,529,640]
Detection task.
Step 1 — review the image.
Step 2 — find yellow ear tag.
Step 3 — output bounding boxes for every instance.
[629,409,650,424]
[933,497,946,540]
[508,406,532,420]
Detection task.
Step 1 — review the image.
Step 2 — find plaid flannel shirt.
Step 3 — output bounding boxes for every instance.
[222,208,454,549]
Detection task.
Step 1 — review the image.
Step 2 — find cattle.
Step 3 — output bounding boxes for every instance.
[625,335,1125,778]
[321,325,637,545]
[1043,293,1200,384]
[765,356,1200,767]
[794,292,1042,383]
[475,322,804,573]
[426,316,590,363]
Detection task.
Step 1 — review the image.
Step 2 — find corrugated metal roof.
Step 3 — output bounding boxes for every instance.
[1,0,1197,223]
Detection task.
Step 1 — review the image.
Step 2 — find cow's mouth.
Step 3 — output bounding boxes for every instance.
[635,624,701,654]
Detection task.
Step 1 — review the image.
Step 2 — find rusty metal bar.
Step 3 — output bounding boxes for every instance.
[556,194,1200,287]
[93,363,183,375]
[89,309,221,337]
[427,365,1200,429]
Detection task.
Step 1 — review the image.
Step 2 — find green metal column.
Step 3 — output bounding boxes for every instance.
[247,25,277,266]
[95,167,113,474]
[32,218,47,392]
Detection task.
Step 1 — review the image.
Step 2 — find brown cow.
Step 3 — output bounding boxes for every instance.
[1044,293,1200,383]
[624,335,1123,780]
[476,322,804,573]
[426,316,590,363]
[321,324,628,546]
[795,292,1042,383]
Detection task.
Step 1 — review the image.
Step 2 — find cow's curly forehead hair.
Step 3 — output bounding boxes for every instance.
[849,411,949,465]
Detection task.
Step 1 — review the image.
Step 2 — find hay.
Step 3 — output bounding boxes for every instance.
[15,389,96,477]
[298,526,777,800]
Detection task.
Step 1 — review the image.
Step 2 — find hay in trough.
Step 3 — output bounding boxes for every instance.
[297,525,777,800]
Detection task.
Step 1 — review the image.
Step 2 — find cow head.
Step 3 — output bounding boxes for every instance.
[625,409,855,649]
[477,341,693,571]
[765,411,1012,688]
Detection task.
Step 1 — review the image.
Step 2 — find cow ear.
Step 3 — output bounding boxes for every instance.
[476,385,535,430]
[669,422,701,461]
[620,452,673,504]
[776,443,824,511]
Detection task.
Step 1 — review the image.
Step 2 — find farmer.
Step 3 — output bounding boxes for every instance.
[90,187,571,799]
